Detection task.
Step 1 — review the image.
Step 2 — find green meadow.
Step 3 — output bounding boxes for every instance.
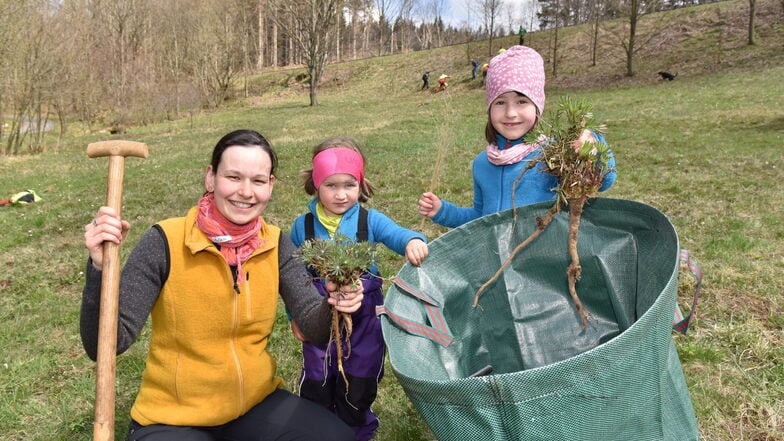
[1,1,782,439]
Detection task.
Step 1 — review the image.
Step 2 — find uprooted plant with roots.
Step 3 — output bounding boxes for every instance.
[298,235,376,389]
[473,97,615,329]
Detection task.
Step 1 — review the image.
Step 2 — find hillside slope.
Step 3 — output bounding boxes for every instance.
[250,0,782,99]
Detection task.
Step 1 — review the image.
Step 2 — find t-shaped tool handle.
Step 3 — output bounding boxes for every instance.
[87,140,148,441]
[87,141,148,213]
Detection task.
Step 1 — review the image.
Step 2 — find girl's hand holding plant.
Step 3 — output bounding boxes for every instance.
[325,280,364,314]
[298,235,375,389]
[290,280,363,343]
[417,192,442,218]
[570,129,599,156]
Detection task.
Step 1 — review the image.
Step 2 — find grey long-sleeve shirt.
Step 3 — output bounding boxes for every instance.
[80,225,334,361]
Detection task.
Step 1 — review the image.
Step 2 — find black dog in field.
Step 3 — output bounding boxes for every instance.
[658,71,678,81]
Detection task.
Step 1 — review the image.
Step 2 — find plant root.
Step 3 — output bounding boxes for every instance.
[511,160,539,227]
[567,197,589,330]
[331,309,353,391]
[473,203,561,307]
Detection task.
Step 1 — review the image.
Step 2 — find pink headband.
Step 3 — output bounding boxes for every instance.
[312,147,365,188]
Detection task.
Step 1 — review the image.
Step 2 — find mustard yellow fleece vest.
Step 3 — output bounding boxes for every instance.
[130,207,283,427]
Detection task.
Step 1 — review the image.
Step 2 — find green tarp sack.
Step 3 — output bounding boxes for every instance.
[378,198,699,441]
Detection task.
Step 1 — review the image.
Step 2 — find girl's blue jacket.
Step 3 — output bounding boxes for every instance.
[433,135,616,228]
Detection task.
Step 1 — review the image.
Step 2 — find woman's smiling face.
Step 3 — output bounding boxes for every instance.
[205,145,276,225]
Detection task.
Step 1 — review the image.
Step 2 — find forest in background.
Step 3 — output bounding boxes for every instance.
[0,0,768,155]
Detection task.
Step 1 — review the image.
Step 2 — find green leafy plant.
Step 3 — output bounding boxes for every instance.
[298,234,377,388]
[474,97,615,329]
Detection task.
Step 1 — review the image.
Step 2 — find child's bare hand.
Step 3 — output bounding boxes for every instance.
[571,129,598,155]
[418,192,442,218]
[405,239,429,266]
[326,281,364,314]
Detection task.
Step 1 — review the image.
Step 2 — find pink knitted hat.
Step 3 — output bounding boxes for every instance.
[485,45,546,115]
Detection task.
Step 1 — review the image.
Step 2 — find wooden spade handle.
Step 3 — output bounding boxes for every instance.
[89,140,148,441]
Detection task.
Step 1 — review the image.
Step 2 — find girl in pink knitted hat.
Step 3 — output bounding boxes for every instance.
[418,45,617,227]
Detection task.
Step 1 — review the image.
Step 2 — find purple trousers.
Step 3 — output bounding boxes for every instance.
[299,275,385,441]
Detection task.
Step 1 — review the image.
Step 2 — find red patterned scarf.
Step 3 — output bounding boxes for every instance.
[195,193,262,287]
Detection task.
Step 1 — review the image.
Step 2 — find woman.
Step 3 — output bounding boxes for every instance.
[81,129,362,441]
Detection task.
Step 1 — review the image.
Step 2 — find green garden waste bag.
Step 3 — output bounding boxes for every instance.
[378,198,699,441]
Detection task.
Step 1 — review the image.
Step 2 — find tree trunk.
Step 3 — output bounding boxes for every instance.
[351,7,359,59]
[747,0,757,45]
[552,0,560,78]
[335,11,341,61]
[271,12,278,67]
[257,0,266,69]
[626,0,638,77]
[715,8,725,65]
[309,65,319,106]
[591,0,600,67]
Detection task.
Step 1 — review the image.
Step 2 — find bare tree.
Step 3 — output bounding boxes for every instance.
[551,0,562,78]
[190,1,252,108]
[624,0,640,76]
[0,0,21,146]
[0,0,499,154]
[395,0,417,53]
[335,1,343,61]
[1,0,62,154]
[585,0,608,66]
[147,0,202,119]
[603,0,666,77]
[258,0,268,69]
[372,0,402,55]
[269,0,341,106]
[431,0,445,47]
[590,0,601,66]
[82,0,157,130]
[538,0,565,77]
[473,0,506,57]
[347,0,362,59]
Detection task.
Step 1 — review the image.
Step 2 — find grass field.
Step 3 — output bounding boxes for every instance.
[1,1,782,439]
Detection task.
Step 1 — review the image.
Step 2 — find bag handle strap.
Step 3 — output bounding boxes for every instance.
[672,248,702,334]
[376,277,454,347]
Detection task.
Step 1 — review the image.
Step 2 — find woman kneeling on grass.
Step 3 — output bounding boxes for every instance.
[80,129,363,441]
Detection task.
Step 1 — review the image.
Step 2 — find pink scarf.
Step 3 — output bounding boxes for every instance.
[485,136,545,165]
[195,193,262,287]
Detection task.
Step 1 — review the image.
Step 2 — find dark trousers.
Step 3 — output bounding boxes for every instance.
[125,389,354,441]
[299,280,385,441]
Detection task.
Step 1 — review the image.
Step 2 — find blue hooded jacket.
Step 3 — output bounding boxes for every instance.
[291,199,427,274]
[432,134,617,228]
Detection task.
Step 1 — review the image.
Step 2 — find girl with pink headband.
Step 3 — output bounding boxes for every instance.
[289,137,429,441]
[418,45,617,228]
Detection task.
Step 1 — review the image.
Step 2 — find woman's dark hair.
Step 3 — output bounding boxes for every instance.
[210,129,278,176]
